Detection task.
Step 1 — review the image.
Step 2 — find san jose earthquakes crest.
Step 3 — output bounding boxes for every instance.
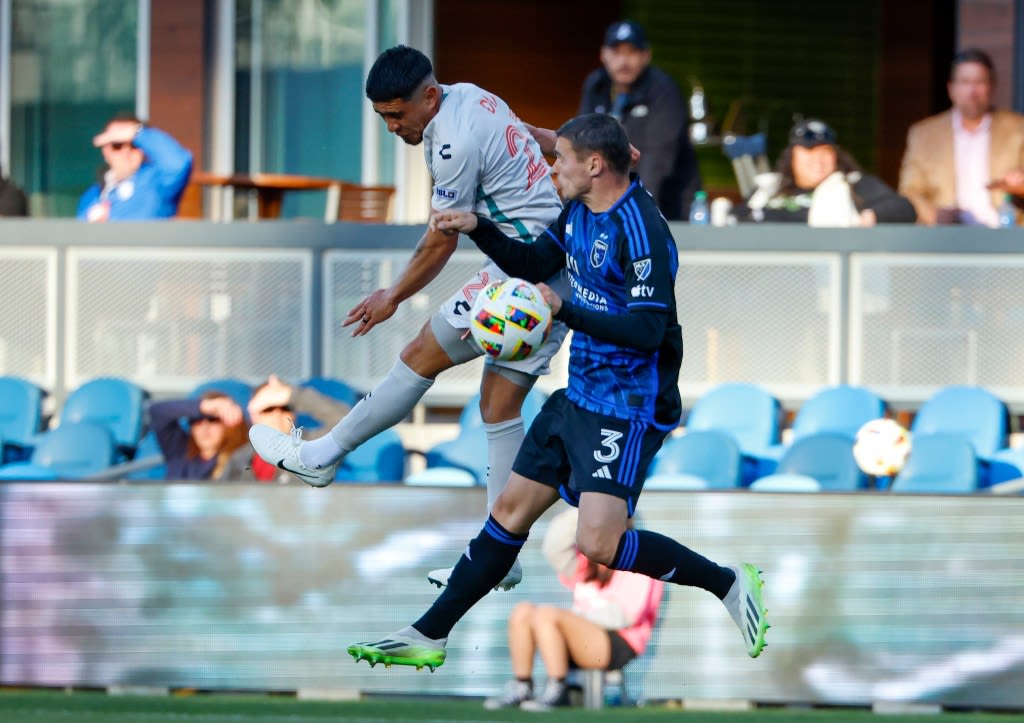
[590,235,609,268]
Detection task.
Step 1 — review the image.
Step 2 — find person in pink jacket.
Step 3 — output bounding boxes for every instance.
[484,507,664,711]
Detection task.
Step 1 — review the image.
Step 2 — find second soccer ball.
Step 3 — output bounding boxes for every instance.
[470,278,552,362]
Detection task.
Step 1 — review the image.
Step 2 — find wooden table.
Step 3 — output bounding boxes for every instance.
[191,172,342,222]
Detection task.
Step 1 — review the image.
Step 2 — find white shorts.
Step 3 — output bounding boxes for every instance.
[434,260,570,376]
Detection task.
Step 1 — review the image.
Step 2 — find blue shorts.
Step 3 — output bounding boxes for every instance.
[512,389,670,517]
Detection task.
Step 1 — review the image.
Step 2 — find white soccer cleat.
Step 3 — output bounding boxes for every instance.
[427,557,523,591]
[347,627,447,672]
[723,563,770,658]
[248,424,336,488]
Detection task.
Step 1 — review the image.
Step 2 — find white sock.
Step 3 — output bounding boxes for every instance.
[398,624,447,646]
[484,416,524,511]
[299,359,433,469]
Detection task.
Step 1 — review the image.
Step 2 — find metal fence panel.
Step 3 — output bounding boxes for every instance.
[0,247,57,389]
[677,252,842,401]
[66,248,312,392]
[850,254,1024,405]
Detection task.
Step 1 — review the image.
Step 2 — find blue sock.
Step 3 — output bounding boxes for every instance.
[611,528,735,599]
[413,516,527,640]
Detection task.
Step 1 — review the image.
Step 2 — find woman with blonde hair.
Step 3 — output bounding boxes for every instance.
[149,391,248,480]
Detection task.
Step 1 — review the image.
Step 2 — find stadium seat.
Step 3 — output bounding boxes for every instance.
[0,375,45,463]
[762,385,887,471]
[190,378,253,414]
[337,428,406,483]
[405,389,548,486]
[988,446,1024,486]
[646,430,742,490]
[749,474,822,492]
[0,422,116,480]
[910,385,1008,487]
[59,376,147,461]
[890,433,978,494]
[684,382,782,485]
[295,376,362,430]
[124,429,167,481]
[752,432,868,492]
[911,385,1007,458]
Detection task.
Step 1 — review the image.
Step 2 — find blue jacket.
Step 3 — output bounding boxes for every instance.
[77,127,193,221]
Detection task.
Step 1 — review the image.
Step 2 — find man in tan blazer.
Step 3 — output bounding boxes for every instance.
[899,48,1024,225]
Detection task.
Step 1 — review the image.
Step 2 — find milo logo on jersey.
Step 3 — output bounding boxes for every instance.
[568,273,608,311]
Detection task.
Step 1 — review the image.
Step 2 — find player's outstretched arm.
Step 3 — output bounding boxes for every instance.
[461,215,565,282]
[344,221,459,337]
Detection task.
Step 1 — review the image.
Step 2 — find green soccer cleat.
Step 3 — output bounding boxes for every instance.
[347,629,447,672]
[724,563,770,658]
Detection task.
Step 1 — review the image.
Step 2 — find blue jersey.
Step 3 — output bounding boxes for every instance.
[545,180,683,428]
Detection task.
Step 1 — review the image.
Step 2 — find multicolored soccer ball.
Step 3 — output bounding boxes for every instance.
[469,278,552,362]
[852,418,912,476]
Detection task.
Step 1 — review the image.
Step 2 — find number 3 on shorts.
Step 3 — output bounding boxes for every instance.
[594,429,622,463]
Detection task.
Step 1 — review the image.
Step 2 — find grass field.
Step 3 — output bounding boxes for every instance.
[0,690,1017,723]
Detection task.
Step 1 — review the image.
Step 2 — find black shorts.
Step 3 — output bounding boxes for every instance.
[512,389,670,517]
[568,630,637,671]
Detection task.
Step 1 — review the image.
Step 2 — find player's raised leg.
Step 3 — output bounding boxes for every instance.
[349,474,560,669]
[249,318,459,487]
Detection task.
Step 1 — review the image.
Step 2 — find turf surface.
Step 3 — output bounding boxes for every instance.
[0,689,1015,722]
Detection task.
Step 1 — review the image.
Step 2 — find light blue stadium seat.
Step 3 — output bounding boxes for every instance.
[646,430,742,490]
[124,429,167,481]
[750,474,822,492]
[0,422,116,480]
[988,446,1024,486]
[910,385,1008,487]
[337,428,406,483]
[762,385,887,472]
[752,432,868,492]
[60,376,147,461]
[0,375,45,463]
[890,433,978,494]
[685,383,782,485]
[405,388,548,486]
[295,376,362,430]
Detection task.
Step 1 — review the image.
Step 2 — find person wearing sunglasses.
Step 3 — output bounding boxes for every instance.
[149,391,248,481]
[76,114,192,222]
[734,118,916,226]
[221,375,352,483]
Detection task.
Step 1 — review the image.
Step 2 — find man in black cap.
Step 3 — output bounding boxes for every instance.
[578,20,701,220]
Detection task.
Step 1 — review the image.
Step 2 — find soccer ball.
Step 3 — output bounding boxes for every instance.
[852,418,912,476]
[469,278,552,362]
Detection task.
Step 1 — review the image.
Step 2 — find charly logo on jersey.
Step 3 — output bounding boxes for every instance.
[435,187,458,200]
[439,143,452,160]
[590,233,609,268]
[631,284,655,298]
[633,258,651,281]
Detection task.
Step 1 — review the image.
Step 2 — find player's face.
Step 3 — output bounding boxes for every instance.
[551,137,593,201]
[791,144,838,190]
[372,83,438,146]
[948,61,992,121]
[600,44,652,87]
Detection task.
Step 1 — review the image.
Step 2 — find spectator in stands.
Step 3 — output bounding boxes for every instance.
[149,391,248,480]
[578,20,700,220]
[0,164,28,216]
[734,118,916,225]
[899,48,1024,226]
[77,115,193,222]
[221,375,352,483]
[484,508,664,712]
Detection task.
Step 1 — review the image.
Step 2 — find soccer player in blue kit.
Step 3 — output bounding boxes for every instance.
[347,113,769,676]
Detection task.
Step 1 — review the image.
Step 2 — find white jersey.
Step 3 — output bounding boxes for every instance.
[423,83,561,242]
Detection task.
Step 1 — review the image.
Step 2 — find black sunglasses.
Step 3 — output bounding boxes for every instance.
[257,405,293,414]
[190,415,222,424]
[107,141,134,151]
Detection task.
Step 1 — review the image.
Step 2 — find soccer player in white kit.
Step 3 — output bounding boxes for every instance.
[249,45,567,590]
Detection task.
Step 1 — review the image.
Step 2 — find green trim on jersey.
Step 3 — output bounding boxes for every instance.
[478,187,534,243]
